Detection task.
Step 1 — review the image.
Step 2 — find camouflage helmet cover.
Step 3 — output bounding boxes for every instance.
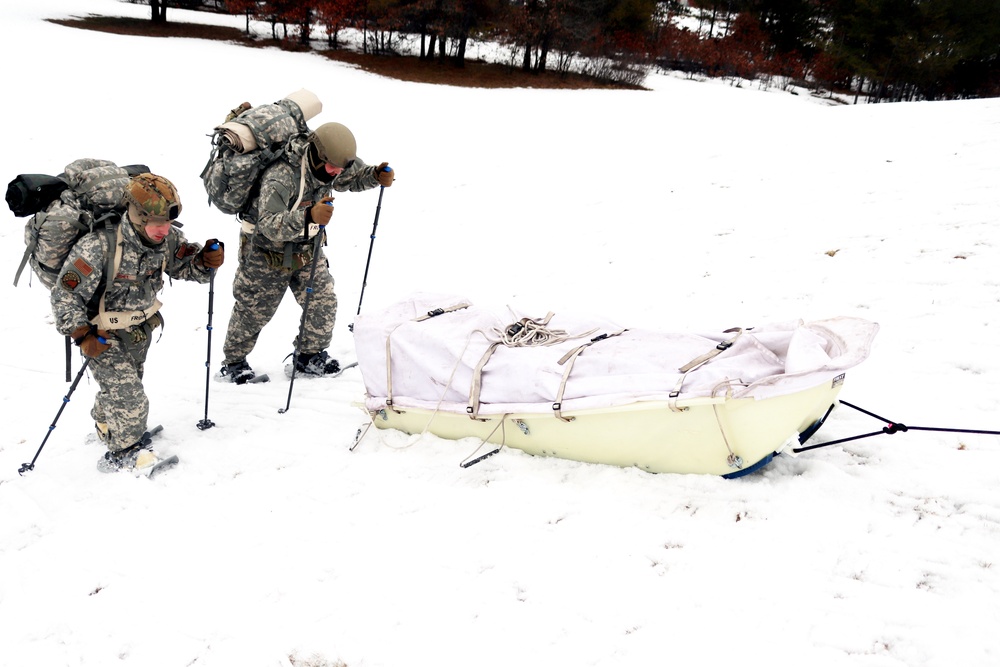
[309,122,357,169]
[124,173,182,225]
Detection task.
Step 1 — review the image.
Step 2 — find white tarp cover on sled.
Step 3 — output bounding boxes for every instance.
[353,293,879,416]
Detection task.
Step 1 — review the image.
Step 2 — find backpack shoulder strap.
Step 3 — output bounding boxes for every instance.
[103,215,124,285]
[91,216,167,331]
[290,150,308,211]
[93,216,124,323]
[164,233,177,275]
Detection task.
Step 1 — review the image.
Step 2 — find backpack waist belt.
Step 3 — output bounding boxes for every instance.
[91,298,163,331]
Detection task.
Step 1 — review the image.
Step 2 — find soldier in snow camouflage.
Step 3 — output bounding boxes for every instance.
[52,173,225,473]
[219,122,394,384]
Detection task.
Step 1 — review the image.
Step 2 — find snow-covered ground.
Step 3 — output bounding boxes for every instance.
[2,1,999,666]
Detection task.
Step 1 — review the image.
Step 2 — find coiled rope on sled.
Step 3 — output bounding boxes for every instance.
[492,311,598,348]
[468,312,601,420]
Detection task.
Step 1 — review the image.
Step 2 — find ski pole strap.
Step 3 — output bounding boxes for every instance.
[552,330,628,422]
[669,327,743,412]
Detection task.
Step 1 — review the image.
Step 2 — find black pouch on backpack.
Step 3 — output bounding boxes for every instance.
[5,174,69,218]
[7,165,151,219]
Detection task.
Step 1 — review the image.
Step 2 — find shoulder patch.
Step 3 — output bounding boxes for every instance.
[73,257,94,276]
[176,243,198,260]
[61,271,82,290]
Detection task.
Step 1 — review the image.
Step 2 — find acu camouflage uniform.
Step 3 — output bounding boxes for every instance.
[52,216,211,451]
[222,134,383,365]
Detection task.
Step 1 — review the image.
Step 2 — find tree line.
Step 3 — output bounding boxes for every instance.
[673,0,1000,102]
[144,0,1000,100]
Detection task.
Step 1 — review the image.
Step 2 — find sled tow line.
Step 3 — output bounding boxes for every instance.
[793,400,1000,453]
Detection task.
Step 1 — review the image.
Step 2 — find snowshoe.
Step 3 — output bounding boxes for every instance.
[284,351,356,379]
[97,426,169,475]
[96,444,149,473]
[218,359,269,384]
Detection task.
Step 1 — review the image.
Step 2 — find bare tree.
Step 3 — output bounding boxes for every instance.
[150,0,167,23]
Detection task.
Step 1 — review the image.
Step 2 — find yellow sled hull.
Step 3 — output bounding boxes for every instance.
[369,377,845,477]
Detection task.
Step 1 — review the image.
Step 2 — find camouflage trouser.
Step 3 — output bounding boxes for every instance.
[89,330,152,452]
[222,235,338,365]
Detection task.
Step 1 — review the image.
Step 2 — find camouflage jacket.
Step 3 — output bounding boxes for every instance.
[51,214,211,336]
[244,135,382,253]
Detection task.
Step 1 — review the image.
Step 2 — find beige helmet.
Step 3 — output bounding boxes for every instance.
[124,173,183,226]
[309,122,357,168]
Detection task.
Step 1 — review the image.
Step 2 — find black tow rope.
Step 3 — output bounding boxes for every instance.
[793,400,1000,454]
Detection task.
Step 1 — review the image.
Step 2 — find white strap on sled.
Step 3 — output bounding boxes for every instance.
[668,327,744,412]
[467,341,503,420]
[466,313,599,421]
[384,302,472,412]
[551,329,628,422]
[413,303,473,322]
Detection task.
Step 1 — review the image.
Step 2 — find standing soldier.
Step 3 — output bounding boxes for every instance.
[51,173,225,473]
[218,122,394,384]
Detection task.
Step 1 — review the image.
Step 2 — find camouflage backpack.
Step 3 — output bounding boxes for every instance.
[10,158,147,289]
[200,89,321,217]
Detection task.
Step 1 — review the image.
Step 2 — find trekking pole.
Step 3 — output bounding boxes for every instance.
[19,356,92,475]
[65,335,72,382]
[349,167,391,332]
[279,228,326,414]
[197,250,219,431]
